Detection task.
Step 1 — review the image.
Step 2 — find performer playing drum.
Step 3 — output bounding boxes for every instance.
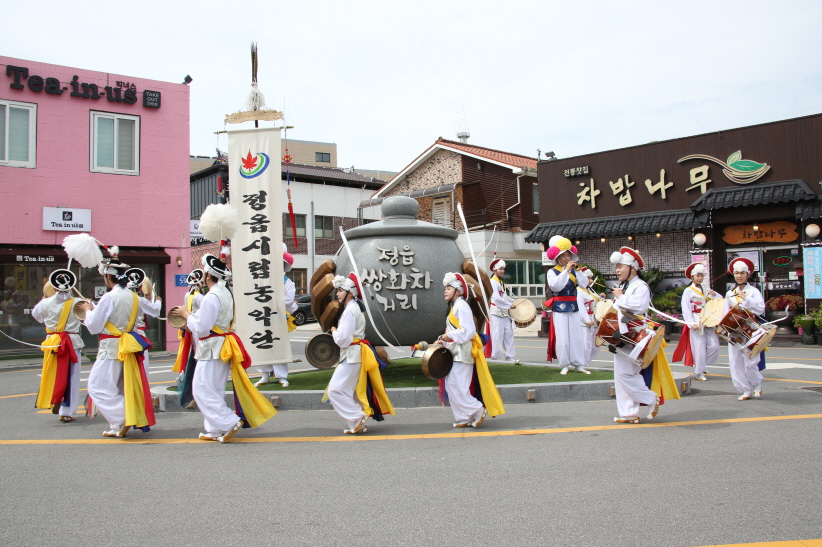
[125,268,162,370]
[609,247,679,424]
[436,272,505,427]
[32,269,85,423]
[257,244,298,388]
[673,263,720,381]
[78,248,155,438]
[327,273,395,434]
[723,257,766,401]
[544,235,590,374]
[172,255,277,442]
[575,266,601,370]
[488,258,517,362]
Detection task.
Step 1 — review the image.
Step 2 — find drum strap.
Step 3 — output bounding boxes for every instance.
[690,285,705,300]
[552,266,577,285]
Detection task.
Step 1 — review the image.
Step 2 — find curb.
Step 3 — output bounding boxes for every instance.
[151,373,692,412]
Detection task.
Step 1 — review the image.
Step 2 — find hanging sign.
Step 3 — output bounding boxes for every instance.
[722,221,798,245]
[42,207,91,232]
[805,247,822,299]
[227,127,291,367]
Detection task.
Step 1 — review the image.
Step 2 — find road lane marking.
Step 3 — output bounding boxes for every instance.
[697,540,822,546]
[0,380,177,399]
[2,413,821,445]
[708,374,822,385]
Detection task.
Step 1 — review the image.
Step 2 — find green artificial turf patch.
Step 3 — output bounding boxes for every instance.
[236,358,612,391]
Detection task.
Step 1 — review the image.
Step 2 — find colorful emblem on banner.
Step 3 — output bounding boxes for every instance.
[239,151,271,179]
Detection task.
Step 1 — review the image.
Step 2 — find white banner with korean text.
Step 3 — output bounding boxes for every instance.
[228,127,292,366]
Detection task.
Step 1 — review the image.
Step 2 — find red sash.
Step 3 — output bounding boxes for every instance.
[51,332,78,405]
[672,327,694,367]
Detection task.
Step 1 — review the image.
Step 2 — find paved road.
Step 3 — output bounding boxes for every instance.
[1,324,821,546]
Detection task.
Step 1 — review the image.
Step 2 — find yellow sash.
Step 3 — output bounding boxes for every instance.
[286,311,297,332]
[100,293,152,428]
[553,265,577,285]
[352,338,395,418]
[35,298,74,409]
[448,308,505,417]
[213,325,277,428]
[649,340,681,402]
[690,285,707,301]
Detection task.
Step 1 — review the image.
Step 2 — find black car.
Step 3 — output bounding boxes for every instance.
[292,294,316,326]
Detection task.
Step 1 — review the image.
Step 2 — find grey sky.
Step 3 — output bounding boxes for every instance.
[6,1,822,173]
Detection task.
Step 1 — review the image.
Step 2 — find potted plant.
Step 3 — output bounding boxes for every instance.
[794,314,815,335]
[765,294,802,333]
[650,285,686,340]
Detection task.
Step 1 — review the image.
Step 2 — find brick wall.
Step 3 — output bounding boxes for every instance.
[385,149,461,195]
[280,214,357,256]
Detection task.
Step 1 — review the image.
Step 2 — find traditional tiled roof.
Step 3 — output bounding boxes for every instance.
[189,161,384,186]
[374,137,537,197]
[525,210,709,243]
[691,179,816,211]
[433,137,538,170]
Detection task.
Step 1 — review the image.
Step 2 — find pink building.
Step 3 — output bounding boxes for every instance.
[0,56,191,355]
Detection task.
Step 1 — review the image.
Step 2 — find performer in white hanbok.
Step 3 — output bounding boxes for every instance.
[124,268,162,369]
[437,272,505,428]
[575,266,601,368]
[544,235,590,374]
[609,247,662,423]
[172,269,205,408]
[32,269,85,423]
[673,263,720,381]
[723,257,766,401]
[173,255,276,442]
[79,249,155,438]
[256,244,298,387]
[328,273,394,434]
[488,258,517,362]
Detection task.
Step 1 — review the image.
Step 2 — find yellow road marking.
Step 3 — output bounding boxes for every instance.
[709,374,822,386]
[0,380,176,400]
[2,413,821,445]
[698,540,822,546]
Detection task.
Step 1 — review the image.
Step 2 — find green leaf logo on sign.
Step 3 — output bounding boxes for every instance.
[678,150,770,184]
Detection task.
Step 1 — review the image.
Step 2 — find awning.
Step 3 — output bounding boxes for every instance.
[525,209,709,243]
[796,196,822,220]
[0,246,170,264]
[691,179,817,212]
[359,183,460,208]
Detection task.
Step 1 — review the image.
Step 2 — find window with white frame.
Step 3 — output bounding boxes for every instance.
[533,183,540,214]
[90,111,140,175]
[0,100,37,168]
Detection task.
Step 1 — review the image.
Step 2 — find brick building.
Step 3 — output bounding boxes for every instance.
[366,137,544,301]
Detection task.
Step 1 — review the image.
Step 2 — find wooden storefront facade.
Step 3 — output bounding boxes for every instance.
[527,113,822,309]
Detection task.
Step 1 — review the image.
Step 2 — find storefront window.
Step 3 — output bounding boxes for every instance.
[0,262,164,356]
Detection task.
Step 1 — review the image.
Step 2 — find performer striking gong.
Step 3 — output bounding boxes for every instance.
[436,272,505,428]
[32,269,84,423]
[328,273,395,434]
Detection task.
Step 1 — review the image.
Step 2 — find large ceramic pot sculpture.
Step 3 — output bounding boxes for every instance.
[309,196,491,346]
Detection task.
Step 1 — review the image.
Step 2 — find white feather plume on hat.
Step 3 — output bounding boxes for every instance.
[332,274,358,297]
[62,233,103,268]
[198,203,240,243]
